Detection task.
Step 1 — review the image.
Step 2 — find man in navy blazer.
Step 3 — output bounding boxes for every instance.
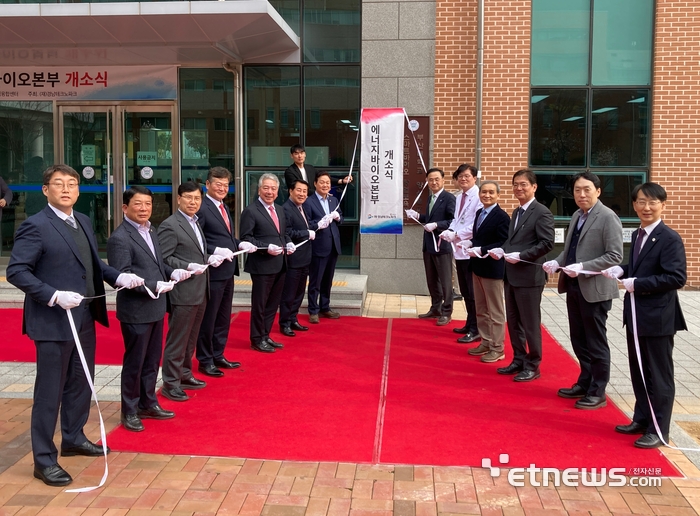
[280,179,317,336]
[195,167,245,378]
[305,171,344,324]
[406,167,456,326]
[603,182,687,449]
[7,164,143,486]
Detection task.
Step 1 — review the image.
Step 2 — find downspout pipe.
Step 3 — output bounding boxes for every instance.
[475,0,484,179]
[223,61,244,239]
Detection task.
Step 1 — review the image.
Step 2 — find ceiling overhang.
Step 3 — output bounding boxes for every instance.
[0,1,301,66]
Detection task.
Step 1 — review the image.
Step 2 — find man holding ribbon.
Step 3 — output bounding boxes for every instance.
[542,172,623,410]
[602,182,686,448]
[7,164,145,487]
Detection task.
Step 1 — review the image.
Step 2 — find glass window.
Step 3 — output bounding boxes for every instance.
[269,0,301,35]
[591,89,648,167]
[530,89,587,166]
[531,0,590,86]
[303,66,360,167]
[303,0,360,63]
[592,0,653,86]
[245,67,301,167]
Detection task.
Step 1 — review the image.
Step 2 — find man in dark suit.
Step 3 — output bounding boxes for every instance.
[462,181,510,363]
[284,144,353,192]
[158,182,225,402]
[195,167,245,378]
[406,167,456,326]
[280,179,317,336]
[240,173,293,352]
[543,172,623,410]
[305,171,344,324]
[603,182,687,449]
[489,169,554,382]
[7,164,144,486]
[0,174,12,255]
[108,186,193,432]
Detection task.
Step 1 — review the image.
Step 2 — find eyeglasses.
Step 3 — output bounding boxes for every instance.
[48,181,79,190]
[181,195,201,202]
[634,200,662,208]
[513,182,532,189]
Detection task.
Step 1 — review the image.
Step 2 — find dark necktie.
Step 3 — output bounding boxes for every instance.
[633,228,645,262]
[516,207,524,227]
[476,209,487,229]
[458,192,467,215]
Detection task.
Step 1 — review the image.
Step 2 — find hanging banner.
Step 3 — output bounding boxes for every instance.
[360,108,405,234]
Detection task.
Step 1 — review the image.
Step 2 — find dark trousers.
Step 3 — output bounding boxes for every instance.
[162,301,207,390]
[423,252,453,316]
[504,280,544,371]
[308,251,338,314]
[120,319,163,415]
[565,281,612,397]
[250,270,286,343]
[32,303,95,469]
[196,278,234,366]
[456,259,478,333]
[627,328,675,438]
[279,265,309,328]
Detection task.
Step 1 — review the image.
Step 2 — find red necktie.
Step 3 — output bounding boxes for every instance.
[268,205,280,233]
[219,203,231,233]
[459,192,466,215]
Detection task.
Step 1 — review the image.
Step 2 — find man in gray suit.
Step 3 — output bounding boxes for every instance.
[489,169,554,382]
[543,172,623,409]
[158,182,225,402]
[108,186,193,431]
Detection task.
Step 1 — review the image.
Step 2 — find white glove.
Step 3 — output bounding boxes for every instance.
[208,254,226,268]
[156,281,175,294]
[457,239,472,250]
[238,242,258,253]
[308,230,316,241]
[466,247,482,258]
[116,273,146,289]
[317,218,330,230]
[267,244,284,256]
[563,263,583,278]
[170,269,192,282]
[542,260,560,275]
[504,252,521,264]
[331,211,341,221]
[622,277,636,292]
[187,263,208,275]
[439,230,456,242]
[54,291,83,310]
[488,248,505,260]
[424,222,437,232]
[405,209,419,220]
[602,265,624,279]
[285,242,296,255]
[213,247,235,261]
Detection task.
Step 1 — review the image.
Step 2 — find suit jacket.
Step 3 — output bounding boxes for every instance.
[418,190,456,255]
[0,176,12,218]
[305,193,343,257]
[240,199,290,275]
[196,196,240,282]
[107,220,174,324]
[554,201,623,303]
[157,211,209,306]
[621,221,687,336]
[470,205,510,280]
[6,205,121,341]
[283,198,317,268]
[503,200,554,287]
[284,163,317,192]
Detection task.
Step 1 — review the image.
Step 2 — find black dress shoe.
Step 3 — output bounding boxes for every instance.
[61,440,110,457]
[575,395,607,410]
[214,358,241,369]
[251,341,275,353]
[514,369,540,382]
[265,337,284,349]
[457,332,481,344]
[418,311,440,319]
[436,316,452,326]
[198,364,224,377]
[635,433,665,449]
[291,322,309,331]
[453,326,469,334]
[161,387,189,401]
[181,377,206,390]
[281,326,296,337]
[121,413,145,432]
[138,404,175,420]
[34,464,72,487]
[558,384,587,399]
[497,362,523,375]
[615,421,647,435]
[452,289,463,301]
